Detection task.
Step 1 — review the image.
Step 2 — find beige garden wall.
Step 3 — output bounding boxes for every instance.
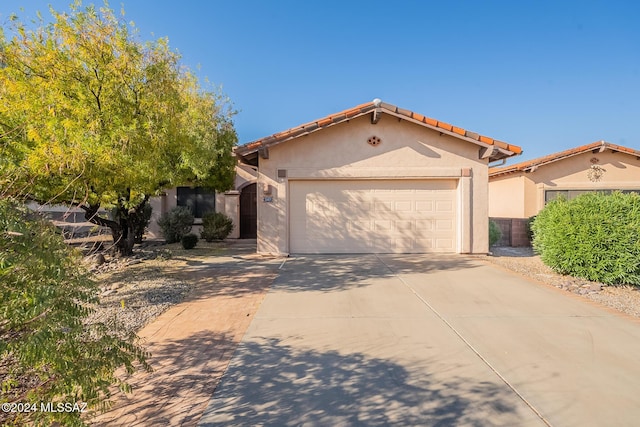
[255,113,491,254]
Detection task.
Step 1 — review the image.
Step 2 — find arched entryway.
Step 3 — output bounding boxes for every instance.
[239,183,257,238]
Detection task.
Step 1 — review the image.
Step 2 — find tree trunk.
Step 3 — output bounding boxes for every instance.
[80,195,150,257]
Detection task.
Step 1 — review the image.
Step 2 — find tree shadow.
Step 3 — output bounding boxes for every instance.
[91,331,237,427]
[200,337,527,426]
[273,254,480,293]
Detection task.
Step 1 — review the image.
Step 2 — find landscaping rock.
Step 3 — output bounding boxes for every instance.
[483,247,640,319]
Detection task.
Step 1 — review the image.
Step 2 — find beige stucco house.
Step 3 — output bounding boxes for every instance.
[488,141,640,245]
[216,99,520,255]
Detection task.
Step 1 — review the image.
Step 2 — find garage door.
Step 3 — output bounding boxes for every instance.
[289,179,457,253]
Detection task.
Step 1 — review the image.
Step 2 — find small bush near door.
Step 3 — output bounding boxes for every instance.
[201,212,234,241]
[531,192,640,285]
[158,206,194,243]
[489,220,502,247]
[181,233,198,249]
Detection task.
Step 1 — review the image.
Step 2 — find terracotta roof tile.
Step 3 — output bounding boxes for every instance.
[452,126,465,136]
[489,140,640,176]
[479,135,493,144]
[437,121,453,131]
[235,100,522,161]
[465,131,479,140]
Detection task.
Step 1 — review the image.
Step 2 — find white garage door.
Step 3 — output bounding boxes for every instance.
[289,179,458,253]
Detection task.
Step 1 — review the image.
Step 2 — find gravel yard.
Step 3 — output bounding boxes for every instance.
[85,243,640,339]
[85,241,232,337]
[482,246,640,318]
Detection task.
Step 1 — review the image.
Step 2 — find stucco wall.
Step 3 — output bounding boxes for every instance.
[147,159,261,241]
[488,175,525,218]
[490,150,640,218]
[255,114,490,254]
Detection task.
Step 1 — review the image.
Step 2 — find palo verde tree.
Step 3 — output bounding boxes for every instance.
[0,1,237,256]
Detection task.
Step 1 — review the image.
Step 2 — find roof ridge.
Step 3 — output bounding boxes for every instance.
[235,100,522,160]
[489,140,640,176]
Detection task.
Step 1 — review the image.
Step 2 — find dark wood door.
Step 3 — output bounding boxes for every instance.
[239,183,257,238]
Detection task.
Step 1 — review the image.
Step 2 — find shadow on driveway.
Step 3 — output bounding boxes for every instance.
[200,337,523,426]
[274,254,480,293]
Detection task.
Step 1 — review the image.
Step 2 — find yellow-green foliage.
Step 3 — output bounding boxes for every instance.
[532,192,640,285]
[0,1,236,254]
[0,199,151,426]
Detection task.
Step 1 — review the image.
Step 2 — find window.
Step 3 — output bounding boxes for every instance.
[177,187,216,218]
[545,189,638,205]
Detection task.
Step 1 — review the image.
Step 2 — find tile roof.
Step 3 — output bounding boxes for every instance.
[235,99,522,161]
[489,140,640,177]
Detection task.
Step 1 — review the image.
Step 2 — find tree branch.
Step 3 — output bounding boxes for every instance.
[79,204,120,230]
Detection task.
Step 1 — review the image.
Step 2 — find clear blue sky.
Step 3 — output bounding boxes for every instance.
[2,1,639,163]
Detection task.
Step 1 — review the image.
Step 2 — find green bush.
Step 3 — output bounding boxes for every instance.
[489,220,502,247]
[200,211,234,242]
[181,233,198,249]
[526,215,536,241]
[157,206,193,243]
[0,198,150,426]
[531,192,640,285]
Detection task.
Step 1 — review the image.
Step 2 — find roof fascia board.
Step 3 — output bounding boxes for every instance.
[235,110,371,156]
[489,142,640,176]
[374,109,494,150]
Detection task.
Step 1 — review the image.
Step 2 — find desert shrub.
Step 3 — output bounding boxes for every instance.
[0,198,150,426]
[200,212,234,242]
[181,233,198,249]
[526,215,536,241]
[531,192,640,285]
[489,220,502,247]
[157,206,193,243]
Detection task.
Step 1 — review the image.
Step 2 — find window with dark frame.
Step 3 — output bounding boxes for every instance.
[176,187,216,218]
[545,189,639,205]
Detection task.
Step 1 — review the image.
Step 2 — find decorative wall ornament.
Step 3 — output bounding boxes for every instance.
[587,164,606,182]
[367,136,381,146]
[590,157,600,164]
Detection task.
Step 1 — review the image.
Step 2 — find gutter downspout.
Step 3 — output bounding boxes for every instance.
[488,158,507,168]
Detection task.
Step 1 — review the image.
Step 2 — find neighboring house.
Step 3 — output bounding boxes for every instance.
[488,140,640,246]
[223,99,521,255]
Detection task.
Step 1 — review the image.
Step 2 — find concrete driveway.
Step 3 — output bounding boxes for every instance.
[199,254,640,427]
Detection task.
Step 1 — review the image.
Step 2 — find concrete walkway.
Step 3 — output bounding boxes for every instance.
[199,254,640,427]
[91,247,281,426]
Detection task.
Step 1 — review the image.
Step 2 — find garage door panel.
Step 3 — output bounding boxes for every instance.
[290,180,457,253]
[395,201,412,211]
[416,201,434,212]
[436,200,454,212]
[415,219,434,231]
[375,201,393,211]
[395,220,413,231]
[436,239,455,249]
[436,219,454,231]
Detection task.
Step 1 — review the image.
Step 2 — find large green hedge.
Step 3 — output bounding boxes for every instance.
[531,192,640,285]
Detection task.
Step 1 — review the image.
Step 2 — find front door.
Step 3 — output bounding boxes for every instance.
[239,183,257,238]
